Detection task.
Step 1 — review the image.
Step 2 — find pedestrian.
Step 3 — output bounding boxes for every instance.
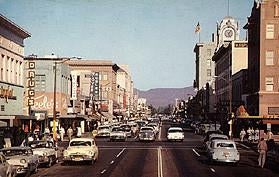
[67,127,73,141]
[254,128,260,143]
[240,128,246,142]
[247,127,252,143]
[60,126,65,141]
[251,127,255,143]
[77,127,82,137]
[257,138,268,168]
[267,130,273,141]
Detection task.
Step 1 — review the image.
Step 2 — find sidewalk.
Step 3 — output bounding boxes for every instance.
[233,138,258,152]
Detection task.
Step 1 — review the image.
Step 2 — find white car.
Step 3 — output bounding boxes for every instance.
[0,147,39,176]
[110,126,127,141]
[63,138,99,165]
[29,140,58,167]
[0,154,16,177]
[96,125,111,137]
[147,123,159,134]
[208,140,240,164]
[138,127,156,141]
[167,127,184,141]
[205,134,228,151]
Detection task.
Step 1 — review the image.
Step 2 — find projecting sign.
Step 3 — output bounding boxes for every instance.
[72,74,77,100]
[27,61,35,106]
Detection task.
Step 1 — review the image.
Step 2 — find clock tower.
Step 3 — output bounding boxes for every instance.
[216,16,240,49]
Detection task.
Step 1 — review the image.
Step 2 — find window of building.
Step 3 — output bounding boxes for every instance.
[207,69,211,76]
[0,105,4,112]
[207,59,211,66]
[275,4,279,17]
[265,77,274,91]
[266,24,274,39]
[266,51,274,65]
[103,73,108,81]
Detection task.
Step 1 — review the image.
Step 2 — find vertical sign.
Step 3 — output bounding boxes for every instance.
[93,72,100,101]
[89,72,100,114]
[72,74,77,100]
[27,61,35,106]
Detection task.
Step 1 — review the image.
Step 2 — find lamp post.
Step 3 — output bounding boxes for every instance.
[52,57,73,141]
[214,75,232,139]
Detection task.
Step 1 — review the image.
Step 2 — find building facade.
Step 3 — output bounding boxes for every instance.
[0,14,30,127]
[246,0,279,117]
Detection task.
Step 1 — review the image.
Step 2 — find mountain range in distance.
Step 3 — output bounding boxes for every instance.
[134,86,196,108]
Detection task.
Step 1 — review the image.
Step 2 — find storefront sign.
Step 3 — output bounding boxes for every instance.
[27,61,35,106]
[0,86,16,102]
[72,74,77,100]
[234,42,248,48]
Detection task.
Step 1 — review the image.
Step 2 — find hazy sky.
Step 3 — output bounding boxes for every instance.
[0,0,254,90]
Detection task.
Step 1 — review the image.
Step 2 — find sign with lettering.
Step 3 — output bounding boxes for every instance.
[234,43,248,48]
[72,74,77,100]
[27,61,35,106]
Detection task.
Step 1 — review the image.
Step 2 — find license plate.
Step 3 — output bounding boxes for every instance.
[73,157,82,161]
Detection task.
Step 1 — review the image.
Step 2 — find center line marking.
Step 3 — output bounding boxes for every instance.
[192,148,200,157]
[210,168,215,173]
[158,122,162,141]
[116,148,126,158]
[101,169,106,174]
[110,160,114,164]
[158,146,163,177]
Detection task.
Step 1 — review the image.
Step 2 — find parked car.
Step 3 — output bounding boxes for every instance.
[0,154,16,177]
[138,127,156,141]
[96,125,111,137]
[110,126,127,141]
[207,140,240,165]
[167,127,184,142]
[63,138,99,165]
[0,147,39,176]
[29,140,58,167]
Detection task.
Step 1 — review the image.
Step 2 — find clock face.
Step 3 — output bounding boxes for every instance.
[224,29,234,38]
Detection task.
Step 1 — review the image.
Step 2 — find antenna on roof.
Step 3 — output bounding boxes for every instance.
[227,0,230,16]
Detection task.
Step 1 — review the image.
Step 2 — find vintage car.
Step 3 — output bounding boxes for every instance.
[96,125,111,137]
[110,126,127,141]
[147,123,159,135]
[0,147,39,176]
[205,134,228,151]
[167,127,184,142]
[63,138,99,165]
[29,140,58,167]
[0,154,16,177]
[120,124,132,137]
[138,127,156,141]
[127,122,139,136]
[207,140,240,164]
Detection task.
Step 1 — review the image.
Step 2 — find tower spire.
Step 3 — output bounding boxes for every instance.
[227,0,230,16]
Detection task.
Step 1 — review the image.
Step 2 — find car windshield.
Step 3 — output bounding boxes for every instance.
[70,141,91,146]
[211,137,227,141]
[141,127,153,131]
[168,129,183,133]
[216,143,235,148]
[98,126,109,130]
[112,127,123,132]
[30,141,53,148]
[1,149,32,156]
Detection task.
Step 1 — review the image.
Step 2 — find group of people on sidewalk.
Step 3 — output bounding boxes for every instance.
[239,127,260,143]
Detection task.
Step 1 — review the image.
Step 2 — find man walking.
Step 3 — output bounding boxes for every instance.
[257,138,268,168]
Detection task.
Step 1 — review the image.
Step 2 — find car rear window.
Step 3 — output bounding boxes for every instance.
[216,143,234,148]
[168,129,183,133]
[70,141,91,146]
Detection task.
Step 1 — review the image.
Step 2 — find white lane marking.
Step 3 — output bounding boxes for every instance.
[116,148,126,158]
[192,148,200,157]
[236,142,251,149]
[110,160,114,164]
[101,169,106,174]
[157,146,163,177]
[210,168,215,173]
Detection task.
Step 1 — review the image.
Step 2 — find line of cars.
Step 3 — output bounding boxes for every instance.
[0,140,59,177]
[96,118,161,142]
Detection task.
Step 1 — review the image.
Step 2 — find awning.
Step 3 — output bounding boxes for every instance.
[0,116,15,120]
[0,121,7,127]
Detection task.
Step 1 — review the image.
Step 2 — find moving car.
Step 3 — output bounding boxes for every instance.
[120,124,132,137]
[110,126,127,141]
[0,147,39,176]
[29,140,58,167]
[138,127,156,141]
[0,154,16,177]
[63,138,99,165]
[205,134,228,150]
[96,125,111,137]
[147,123,159,135]
[167,127,184,142]
[207,140,240,164]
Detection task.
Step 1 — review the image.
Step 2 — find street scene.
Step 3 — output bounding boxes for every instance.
[0,0,279,177]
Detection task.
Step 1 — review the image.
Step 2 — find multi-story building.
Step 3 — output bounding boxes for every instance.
[23,55,71,130]
[67,60,119,122]
[245,0,279,118]
[0,14,30,127]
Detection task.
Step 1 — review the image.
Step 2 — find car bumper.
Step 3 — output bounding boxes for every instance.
[110,136,126,140]
[63,155,93,162]
[96,133,110,137]
[14,165,29,174]
[139,137,155,141]
[167,136,184,140]
[38,155,49,163]
[212,158,239,163]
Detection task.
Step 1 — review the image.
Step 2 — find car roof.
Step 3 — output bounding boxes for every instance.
[168,127,182,130]
[211,139,235,144]
[70,138,94,142]
[209,134,228,138]
[0,147,31,151]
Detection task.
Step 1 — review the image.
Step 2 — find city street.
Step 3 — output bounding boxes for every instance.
[32,121,279,177]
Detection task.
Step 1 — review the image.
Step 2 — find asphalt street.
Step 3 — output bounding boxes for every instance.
[32,121,279,177]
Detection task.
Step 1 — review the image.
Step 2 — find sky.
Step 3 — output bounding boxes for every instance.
[0,0,254,90]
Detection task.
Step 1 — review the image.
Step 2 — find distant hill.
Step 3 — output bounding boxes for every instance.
[134,86,195,108]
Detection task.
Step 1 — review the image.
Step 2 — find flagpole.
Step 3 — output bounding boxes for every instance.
[199,31,201,43]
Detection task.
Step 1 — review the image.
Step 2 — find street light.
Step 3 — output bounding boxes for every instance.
[52,57,76,141]
[213,75,233,140]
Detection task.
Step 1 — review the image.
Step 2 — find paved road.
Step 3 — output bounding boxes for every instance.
[32,121,279,177]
